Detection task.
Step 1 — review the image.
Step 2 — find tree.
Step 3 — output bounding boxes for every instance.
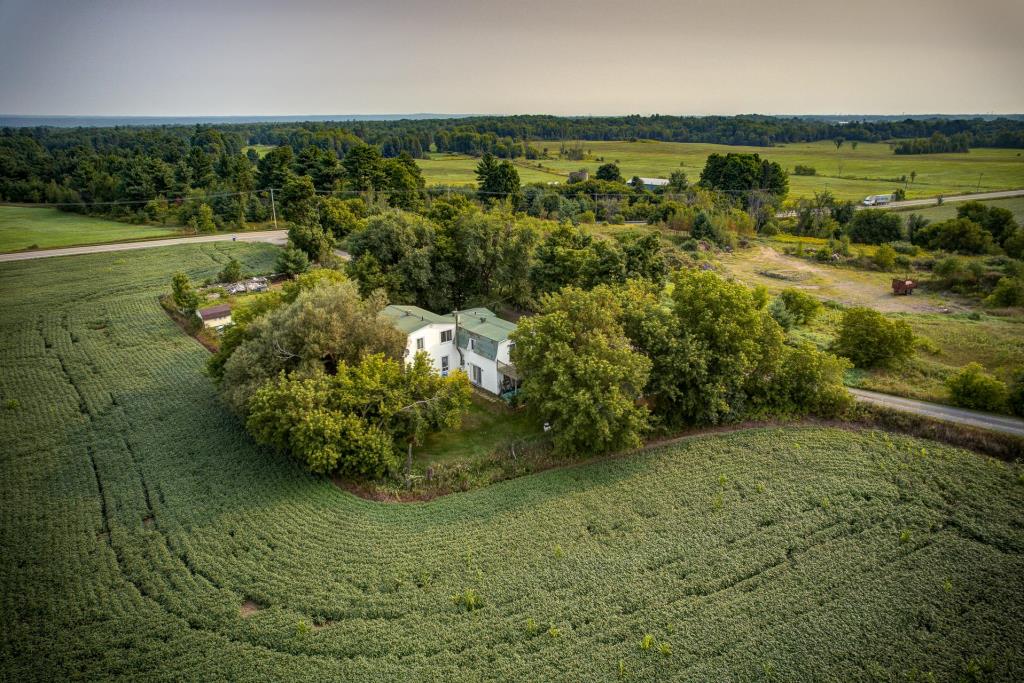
[777,289,822,325]
[246,353,470,478]
[945,363,1008,413]
[218,258,243,283]
[346,209,437,306]
[667,269,786,422]
[318,196,364,238]
[699,152,788,204]
[257,146,294,189]
[845,209,903,244]
[218,280,405,413]
[295,145,343,190]
[476,153,520,200]
[957,201,1019,246]
[595,162,623,183]
[667,169,688,192]
[343,144,384,192]
[833,307,915,368]
[185,203,217,234]
[279,174,319,225]
[287,222,335,261]
[912,217,995,254]
[171,272,201,315]
[276,246,310,276]
[511,286,651,456]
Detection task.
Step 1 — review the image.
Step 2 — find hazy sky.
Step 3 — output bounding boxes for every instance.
[1,0,1022,116]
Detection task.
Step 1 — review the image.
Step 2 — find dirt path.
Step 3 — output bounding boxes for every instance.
[720,244,965,313]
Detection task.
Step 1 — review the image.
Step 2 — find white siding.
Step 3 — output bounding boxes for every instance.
[402,323,458,377]
[461,339,515,395]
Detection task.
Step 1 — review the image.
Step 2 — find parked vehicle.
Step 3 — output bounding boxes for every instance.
[862,194,894,206]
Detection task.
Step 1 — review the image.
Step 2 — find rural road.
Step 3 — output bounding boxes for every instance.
[885,188,1024,211]
[0,230,289,262]
[849,388,1024,438]
[772,188,1024,218]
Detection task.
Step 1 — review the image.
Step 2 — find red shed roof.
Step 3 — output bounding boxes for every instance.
[197,303,232,320]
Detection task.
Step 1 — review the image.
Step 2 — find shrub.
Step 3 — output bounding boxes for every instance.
[945,363,1008,412]
[913,218,995,254]
[217,257,243,283]
[768,298,796,331]
[833,307,915,368]
[983,277,1024,307]
[846,210,903,245]
[276,246,311,276]
[873,244,897,271]
[793,164,816,176]
[891,241,919,255]
[777,289,822,325]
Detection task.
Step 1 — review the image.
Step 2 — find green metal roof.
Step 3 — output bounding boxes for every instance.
[381,305,453,335]
[456,308,516,343]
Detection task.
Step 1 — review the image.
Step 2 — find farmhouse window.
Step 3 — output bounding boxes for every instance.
[416,337,424,350]
[440,329,453,343]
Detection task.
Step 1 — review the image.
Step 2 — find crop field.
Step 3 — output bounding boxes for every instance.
[0,206,181,253]
[417,140,1024,201]
[2,243,1024,680]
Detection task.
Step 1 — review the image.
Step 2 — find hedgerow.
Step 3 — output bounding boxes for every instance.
[1,243,1023,681]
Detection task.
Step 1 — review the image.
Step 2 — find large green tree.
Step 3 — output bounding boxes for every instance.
[512,286,651,456]
[218,280,405,412]
[246,353,470,478]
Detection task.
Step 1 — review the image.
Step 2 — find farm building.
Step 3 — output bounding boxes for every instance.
[381,305,520,397]
[196,303,232,329]
[633,177,669,190]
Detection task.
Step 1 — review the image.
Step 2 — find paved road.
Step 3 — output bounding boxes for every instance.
[850,388,1024,437]
[774,188,1024,218]
[883,188,1024,211]
[0,230,289,262]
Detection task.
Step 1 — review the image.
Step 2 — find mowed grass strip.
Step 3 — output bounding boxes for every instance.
[1,242,1023,680]
[418,140,1024,201]
[0,206,181,252]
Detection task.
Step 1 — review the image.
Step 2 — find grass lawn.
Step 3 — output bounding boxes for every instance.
[3,243,1024,679]
[0,205,181,252]
[417,393,541,466]
[791,306,1024,407]
[417,140,1024,201]
[242,143,277,158]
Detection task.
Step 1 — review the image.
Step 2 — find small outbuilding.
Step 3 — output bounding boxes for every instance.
[197,303,232,329]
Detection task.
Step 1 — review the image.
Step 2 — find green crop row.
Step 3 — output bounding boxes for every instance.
[1,243,1022,681]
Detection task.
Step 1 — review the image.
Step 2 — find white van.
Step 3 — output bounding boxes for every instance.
[862,194,894,206]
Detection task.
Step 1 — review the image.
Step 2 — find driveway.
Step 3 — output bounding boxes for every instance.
[0,230,289,262]
[849,388,1024,437]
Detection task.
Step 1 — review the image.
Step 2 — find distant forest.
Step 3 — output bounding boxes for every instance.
[2,115,1023,211]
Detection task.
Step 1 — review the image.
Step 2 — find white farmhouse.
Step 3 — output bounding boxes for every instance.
[381,305,520,397]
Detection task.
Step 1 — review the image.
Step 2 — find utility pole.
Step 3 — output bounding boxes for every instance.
[977,173,983,192]
[269,188,278,230]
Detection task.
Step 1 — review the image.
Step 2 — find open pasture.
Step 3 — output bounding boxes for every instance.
[418,140,1024,201]
[0,206,181,253]
[1,242,1023,680]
